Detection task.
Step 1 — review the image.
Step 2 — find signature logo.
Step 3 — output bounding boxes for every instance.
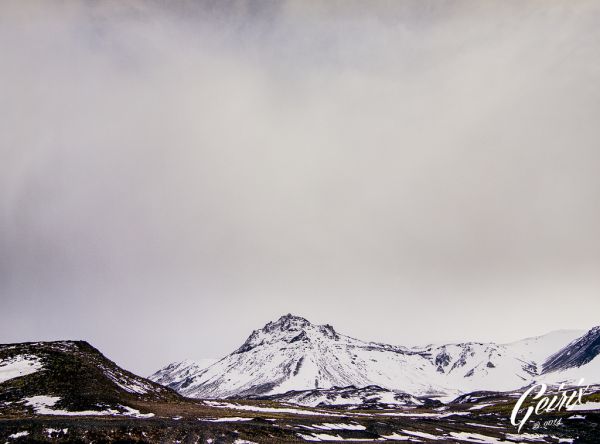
[510,378,589,432]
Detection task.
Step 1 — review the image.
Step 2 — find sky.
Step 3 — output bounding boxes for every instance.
[1,0,599,376]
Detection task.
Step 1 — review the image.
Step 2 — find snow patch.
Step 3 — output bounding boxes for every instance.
[402,429,444,440]
[504,433,548,442]
[200,417,253,422]
[380,433,415,441]
[465,423,503,429]
[204,400,343,417]
[45,428,68,437]
[300,423,366,431]
[23,396,154,418]
[0,355,43,384]
[449,431,503,443]
[298,433,372,442]
[566,401,600,411]
[468,403,494,410]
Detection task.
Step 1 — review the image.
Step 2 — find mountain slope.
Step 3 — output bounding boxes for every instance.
[150,314,588,401]
[149,358,217,387]
[0,340,181,417]
[543,326,600,373]
[534,326,600,387]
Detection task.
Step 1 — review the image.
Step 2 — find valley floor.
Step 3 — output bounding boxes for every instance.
[1,396,598,443]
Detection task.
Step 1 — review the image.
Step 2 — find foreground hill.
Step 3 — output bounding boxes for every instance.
[0,340,180,418]
[151,314,597,401]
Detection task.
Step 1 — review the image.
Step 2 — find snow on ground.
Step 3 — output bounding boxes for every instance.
[449,431,504,443]
[379,411,470,418]
[468,403,494,410]
[465,423,503,429]
[200,417,253,422]
[23,396,154,418]
[567,401,600,411]
[380,433,415,441]
[298,433,372,442]
[8,431,29,439]
[119,406,155,418]
[0,355,43,383]
[504,433,547,442]
[402,429,444,440]
[203,400,343,417]
[299,423,366,431]
[44,428,68,437]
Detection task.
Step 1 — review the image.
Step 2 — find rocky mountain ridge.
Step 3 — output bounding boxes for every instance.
[150,314,599,401]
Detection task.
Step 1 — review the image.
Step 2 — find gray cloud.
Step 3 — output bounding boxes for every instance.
[1,1,599,374]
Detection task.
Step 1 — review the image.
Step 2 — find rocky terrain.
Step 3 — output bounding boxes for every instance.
[2,383,599,442]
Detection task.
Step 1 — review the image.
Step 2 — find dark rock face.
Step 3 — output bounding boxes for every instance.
[234,314,319,354]
[435,350,452,373]
[543,326,600,373]
[451,346,473,371]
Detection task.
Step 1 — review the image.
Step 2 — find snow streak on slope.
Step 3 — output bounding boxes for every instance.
[150,314,589,400]
[149,358,217,387]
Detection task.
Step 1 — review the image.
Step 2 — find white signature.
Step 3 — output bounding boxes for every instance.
[511,378,589,433]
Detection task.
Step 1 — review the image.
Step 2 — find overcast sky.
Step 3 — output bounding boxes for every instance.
[1,0,599,375]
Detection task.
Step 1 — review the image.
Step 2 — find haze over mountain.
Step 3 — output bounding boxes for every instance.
[2,1,600,376]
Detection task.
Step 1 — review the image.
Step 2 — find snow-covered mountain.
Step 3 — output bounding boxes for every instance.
[150,314,596,401]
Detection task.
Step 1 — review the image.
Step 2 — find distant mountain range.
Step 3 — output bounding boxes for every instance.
[150,314,600,403]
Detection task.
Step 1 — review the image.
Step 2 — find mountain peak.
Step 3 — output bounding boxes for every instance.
[265,314,312,332]
[263,314,338,338]
[234,314,339,354]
